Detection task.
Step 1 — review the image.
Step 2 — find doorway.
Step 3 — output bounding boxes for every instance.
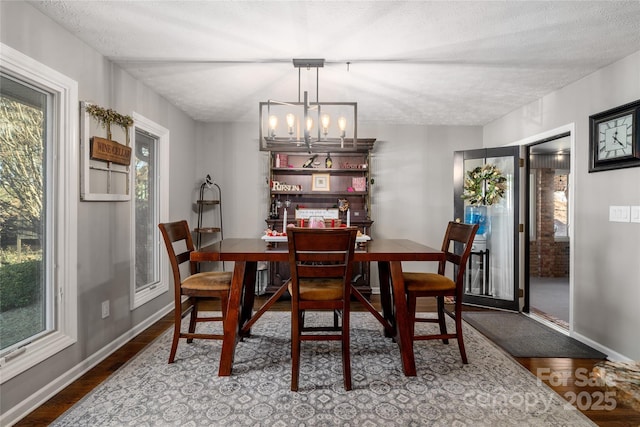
[524,133,572,330]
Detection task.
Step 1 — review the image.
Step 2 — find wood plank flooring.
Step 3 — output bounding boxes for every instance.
[14,296,640,426]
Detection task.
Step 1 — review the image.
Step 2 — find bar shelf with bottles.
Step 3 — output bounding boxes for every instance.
[265,149,374,296]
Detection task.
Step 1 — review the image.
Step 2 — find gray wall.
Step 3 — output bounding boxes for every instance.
[484,51,640,359]
[1,1,202,417]
[193,122,484,278]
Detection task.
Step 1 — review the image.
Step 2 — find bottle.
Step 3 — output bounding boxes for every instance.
[302,154,317,168]
[325,153,332,168]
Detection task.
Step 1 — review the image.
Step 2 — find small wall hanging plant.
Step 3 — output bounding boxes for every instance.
[85,104,134,144]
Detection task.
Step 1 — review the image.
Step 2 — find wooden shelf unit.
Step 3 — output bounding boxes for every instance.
[265,147,375,297]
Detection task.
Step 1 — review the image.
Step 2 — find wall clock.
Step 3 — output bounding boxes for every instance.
[589,99,640,172]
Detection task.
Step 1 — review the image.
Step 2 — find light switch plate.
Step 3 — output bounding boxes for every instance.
[631,206,640,223]
[609,206,630,222]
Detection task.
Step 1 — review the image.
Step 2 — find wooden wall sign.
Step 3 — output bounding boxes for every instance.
[90,137,132,165]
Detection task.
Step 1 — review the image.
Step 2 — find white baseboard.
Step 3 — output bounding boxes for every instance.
[571,331,632,362]
[1,303,173,427]
[522,312,631,362]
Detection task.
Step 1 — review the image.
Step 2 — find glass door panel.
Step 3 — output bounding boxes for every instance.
[454,147,520,311]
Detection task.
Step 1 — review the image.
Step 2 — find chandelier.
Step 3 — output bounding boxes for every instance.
[259,58,359,152]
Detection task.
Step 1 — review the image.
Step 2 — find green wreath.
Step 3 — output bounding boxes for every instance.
[461,164,507,206]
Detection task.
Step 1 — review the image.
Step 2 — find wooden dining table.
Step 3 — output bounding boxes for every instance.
[190,238,445,377]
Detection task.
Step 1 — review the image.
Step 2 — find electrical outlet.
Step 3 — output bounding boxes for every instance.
[609,206,630,222]
[101,300,110,318]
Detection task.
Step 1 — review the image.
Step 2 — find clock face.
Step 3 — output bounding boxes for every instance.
[598,113,634,160]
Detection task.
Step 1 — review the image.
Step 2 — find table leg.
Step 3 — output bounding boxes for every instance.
[218,261,246,376]
[390,261,416,376]
[377,261,395,337]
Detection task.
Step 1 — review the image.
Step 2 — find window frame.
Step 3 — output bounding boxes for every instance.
[129,113,169,309]
[0,43,78,383]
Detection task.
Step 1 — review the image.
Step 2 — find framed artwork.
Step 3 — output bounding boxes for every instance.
[589,99,640,172]
[311,173,330,191]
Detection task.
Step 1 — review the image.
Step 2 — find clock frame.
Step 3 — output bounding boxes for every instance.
[589,99,640,172]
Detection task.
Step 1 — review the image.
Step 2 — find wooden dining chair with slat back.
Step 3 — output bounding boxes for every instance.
[159,220,232,363]
[402,221,478,364]
[287,226,358,391]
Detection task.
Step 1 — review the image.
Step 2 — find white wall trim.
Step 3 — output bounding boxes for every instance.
[506,122,577,335]
[0,42,79,384]
[0,303,173,427]
[571,331,632,362]
[130,113,170,310]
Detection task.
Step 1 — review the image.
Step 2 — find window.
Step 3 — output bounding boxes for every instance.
[0,43,78,382]
[130,114,169,309]
[553,172,569,239]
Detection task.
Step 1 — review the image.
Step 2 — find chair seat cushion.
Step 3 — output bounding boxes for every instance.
[288,277,344,301]
[403,272,455,293]
[182,271,232,291]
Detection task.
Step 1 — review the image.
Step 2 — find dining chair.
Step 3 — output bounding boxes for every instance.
[158,220,232,363]
[402,221,478,364]
[287,226,358,391]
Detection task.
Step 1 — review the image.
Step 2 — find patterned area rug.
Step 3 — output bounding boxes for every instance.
[53,312,594,426]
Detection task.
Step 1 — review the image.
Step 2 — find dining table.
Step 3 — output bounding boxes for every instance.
[190,238,445,377]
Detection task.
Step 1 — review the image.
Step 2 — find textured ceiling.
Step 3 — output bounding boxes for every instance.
[31,1,640,126]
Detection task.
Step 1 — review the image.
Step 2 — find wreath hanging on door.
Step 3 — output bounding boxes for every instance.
[461,164,507,206]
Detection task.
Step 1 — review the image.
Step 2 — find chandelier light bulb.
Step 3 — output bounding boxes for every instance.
[306,116,313,132]
[321,114,330,130]
[320,114,330,140]
[286,113,295,129]
[338,116,347,148]
[268,115,278,138]
[338,116,347,135]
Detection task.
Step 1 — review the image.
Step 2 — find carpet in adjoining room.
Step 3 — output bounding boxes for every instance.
[462,311,607,359]
[52,312,595,426]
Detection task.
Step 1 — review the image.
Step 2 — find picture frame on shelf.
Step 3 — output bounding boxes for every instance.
[589,99,640,173]
[311,173,330,191]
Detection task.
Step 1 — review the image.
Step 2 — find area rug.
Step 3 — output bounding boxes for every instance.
[52,312,595,426]
[462,311,607,359]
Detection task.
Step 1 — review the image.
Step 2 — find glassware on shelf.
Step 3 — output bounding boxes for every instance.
[308,216,326,228]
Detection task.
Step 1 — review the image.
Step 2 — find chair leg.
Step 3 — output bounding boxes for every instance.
[187,301,198,344]
[454,303,468,364]
[407,293,417,339]
[436,296,449,345]
[342,307,352,391]
[220,292,228,330]
[168,307,182,364]
[291,308,301,391]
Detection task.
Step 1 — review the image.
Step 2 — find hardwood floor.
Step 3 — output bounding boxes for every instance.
[15,296,640,426]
